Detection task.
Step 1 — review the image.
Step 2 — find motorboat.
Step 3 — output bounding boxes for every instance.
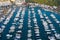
[27,38,32,40]
[50,14,56,19]
[55,33,60,39]
[48,36,56,40]
[6,34,12,39]
[15,34,21,39]
[28,33,32,37]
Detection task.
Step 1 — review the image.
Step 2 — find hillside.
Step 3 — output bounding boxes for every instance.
[26,0,60,13]
[26,0,60,6]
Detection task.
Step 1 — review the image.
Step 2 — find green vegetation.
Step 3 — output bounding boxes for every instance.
[26,0,60,6]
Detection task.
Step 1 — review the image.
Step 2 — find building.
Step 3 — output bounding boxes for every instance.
[0,0,26,6]
[0,0,12,7]
[15,0,26,5]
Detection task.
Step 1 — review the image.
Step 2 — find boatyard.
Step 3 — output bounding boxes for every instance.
[0,0,60,40]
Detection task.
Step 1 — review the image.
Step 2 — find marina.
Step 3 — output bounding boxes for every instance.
[0,0,60,40]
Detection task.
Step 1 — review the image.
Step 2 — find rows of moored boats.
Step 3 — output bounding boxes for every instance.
[0,5,60,40]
